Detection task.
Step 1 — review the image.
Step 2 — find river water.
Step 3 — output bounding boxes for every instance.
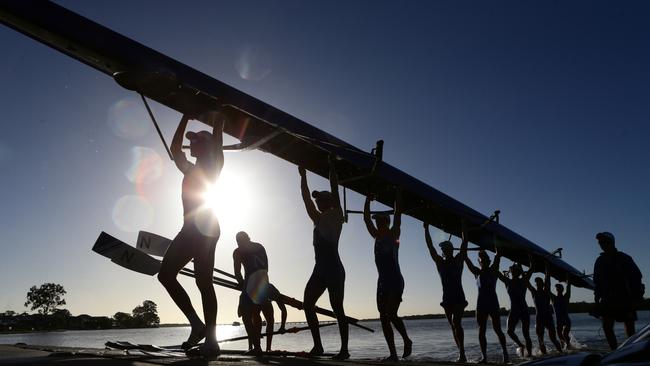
[2,312,648,363]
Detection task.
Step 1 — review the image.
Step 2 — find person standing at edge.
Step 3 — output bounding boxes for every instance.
[363,190,413,361]
[551,275,572,350]
[233,231,271,356]
[496,263,534,357]
[298,154,349,360]
[423,221,469,362]
[157,113,224,358]
[527,261,563,354]
[465,248,509,364]
[593,231,644,350]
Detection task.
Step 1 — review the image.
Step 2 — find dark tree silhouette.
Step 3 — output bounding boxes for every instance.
[132,300,160,328]
[24,283,66,315]
[113,312,133,328]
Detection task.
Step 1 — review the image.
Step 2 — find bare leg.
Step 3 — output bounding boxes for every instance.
[241,309,257,351]
[303,271,326,356]
[547,326,563,353]
[329,275,349,360]
[477,311,489,363]
[624,320,636,338]
[158,235,204,347]
[563,325,572,349]
[386,299,411,358]
[602,317,617,350]
[521,316,533,356]
[380,313,397,360]
[193,239,220,354]
[536,323,547,354]
[507,314,524,350]
[491,312,509,363]
[261,303,275,352]
[453,308,466,362]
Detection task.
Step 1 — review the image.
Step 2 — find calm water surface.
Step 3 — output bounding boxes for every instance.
[2,312,648,362]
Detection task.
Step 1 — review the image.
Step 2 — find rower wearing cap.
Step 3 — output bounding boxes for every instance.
[363,190,412,361]
[157,113,224,358]
[298,154,349,360]
[424,222,469,362]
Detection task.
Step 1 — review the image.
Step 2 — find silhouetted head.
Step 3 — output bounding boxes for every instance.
[312,191,334,211]
[510,264,523,278]
[478,250,491,269]
[555,283,564,295]
[235,231,251,247]
[372,213,391,230]
[534,277,545,290]
[439,241,454,258]
[186,130,213,159]
[596,232,616,253]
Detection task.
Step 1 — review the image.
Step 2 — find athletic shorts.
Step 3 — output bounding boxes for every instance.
[509,306,530,324]
[376,278,404,314]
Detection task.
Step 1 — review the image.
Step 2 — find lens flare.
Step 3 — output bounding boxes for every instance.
[112,195,153,232]
[125,146,164,197]
[107,97,150,139]
[234,46,271,82]
[246,270,270,305]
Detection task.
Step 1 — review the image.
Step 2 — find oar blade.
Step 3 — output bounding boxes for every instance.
[136,230,172,257]
[93,231,161,276]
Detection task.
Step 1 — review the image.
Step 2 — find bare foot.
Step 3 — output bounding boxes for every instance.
[477,356,488,364]
[244,348,263,357]
[502,351,509,364]
[332,350,350,360]
[381,354,398,362]
[456,354,467,363]
[308,346,324,357]
[403,338,413,358]
[181,323,206,350]
[185,343,220,359]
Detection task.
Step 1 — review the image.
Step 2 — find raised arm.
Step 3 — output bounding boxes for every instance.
[464,255,480,276]
[298,167,319,223]
[170,115,192,173]
[424,223,442,264]
[391,188,402,238]
[363,195,378,238]
[458,220,469,261]
[544,262,552,295]
[565,273,572,299]
[328,154,342,212]
[210,118,225,177]
[491,247,502,272]
[233,250,244,290]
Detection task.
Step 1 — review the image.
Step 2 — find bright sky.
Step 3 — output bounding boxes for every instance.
[1,1,649,324]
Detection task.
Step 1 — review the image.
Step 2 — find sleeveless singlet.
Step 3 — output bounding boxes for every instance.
[477,269,500,313]
[374,234,403,289]
[437,256,467,309]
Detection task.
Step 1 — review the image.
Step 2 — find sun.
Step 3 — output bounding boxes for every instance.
[201,168,252,231]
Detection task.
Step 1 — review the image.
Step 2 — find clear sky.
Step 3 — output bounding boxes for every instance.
[1,0,649,324]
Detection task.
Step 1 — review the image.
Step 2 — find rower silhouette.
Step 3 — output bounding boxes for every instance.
[157,113,224,357]
[363,190,412,361]
[551,275,572,349]
[527,261,562,354]
[424,221,469,362]
[593,231,644,350]
[233,231,286,355]
[496,263,533,357]
[298,154,349,360]
[465,249,509,364]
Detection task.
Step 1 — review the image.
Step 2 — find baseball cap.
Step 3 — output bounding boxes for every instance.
[185,130,212,143]
[438,241,453,250]
[311,190,333,200]
[596,232,615,243]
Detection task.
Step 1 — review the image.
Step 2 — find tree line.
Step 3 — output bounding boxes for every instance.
[0,283,159,332]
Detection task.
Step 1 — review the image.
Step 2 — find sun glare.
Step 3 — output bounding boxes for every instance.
[202,169,252,231]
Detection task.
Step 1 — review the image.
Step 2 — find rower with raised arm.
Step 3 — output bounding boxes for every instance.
[363,189,412,361]
[465,247,509,364]
[157,112,224,358]
[496,260,534,357]
[527,260,562,354]
[298,154,349,360]
[551,274,572,349]
[423,220,469,362]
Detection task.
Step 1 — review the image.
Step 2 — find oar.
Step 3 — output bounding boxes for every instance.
[137,231,236,280]
[219,323,336,344]
[94,232,374,332]
[136,231,375,333]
